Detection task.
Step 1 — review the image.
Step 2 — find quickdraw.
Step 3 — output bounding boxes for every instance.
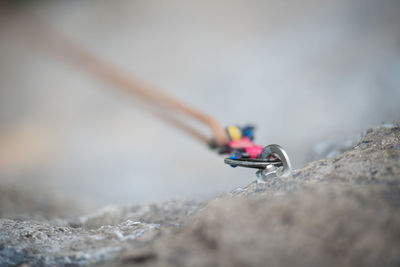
[213,125,292,180]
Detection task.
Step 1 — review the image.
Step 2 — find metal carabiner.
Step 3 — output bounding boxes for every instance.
[224,144,292,181]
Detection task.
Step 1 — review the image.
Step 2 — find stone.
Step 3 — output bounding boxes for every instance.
[0,122,399,267]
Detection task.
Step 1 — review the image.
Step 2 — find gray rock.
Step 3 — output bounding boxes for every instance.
[119,122,400,267]
[0,200,203,266]
[308,122,398,161]
[0,122,399,267]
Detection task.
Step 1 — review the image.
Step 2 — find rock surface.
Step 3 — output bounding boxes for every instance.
[1,122,400,267]
[0,200,202,266]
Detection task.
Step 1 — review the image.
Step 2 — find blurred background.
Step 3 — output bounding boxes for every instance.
[0,0,399,213]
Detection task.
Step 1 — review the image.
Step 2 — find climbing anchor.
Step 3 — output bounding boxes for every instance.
[224,144,292,180]
[216,125,292,180]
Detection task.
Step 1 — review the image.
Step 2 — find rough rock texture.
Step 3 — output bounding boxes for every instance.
[1,122,400,267]
[0,200,202,266]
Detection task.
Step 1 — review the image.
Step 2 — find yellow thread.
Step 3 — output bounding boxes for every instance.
[227,125,242,141]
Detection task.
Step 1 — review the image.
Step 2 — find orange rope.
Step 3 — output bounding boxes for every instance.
[6,4,229,146]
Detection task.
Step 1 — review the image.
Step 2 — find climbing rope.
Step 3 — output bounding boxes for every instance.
[5,3,229,146]
[4,3,292,179]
